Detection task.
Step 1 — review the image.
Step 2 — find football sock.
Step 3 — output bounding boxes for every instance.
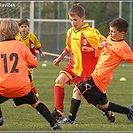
[107,102,129,115]
[68,98,81,121]
[54,85,64,111]
[36,102,57,127]
[0,108,2,118]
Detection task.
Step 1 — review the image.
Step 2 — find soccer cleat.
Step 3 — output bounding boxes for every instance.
[59,117,77,124]
[0,117,4,126]
[52,122,62,130]
[104,111,115,123]
[127,105,133,122]
[51,109,64,120]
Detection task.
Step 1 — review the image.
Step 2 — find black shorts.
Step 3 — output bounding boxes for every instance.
[0,90,38,106]
[76,76,108,105]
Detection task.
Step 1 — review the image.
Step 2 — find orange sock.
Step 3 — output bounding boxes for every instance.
[54,86,64,111]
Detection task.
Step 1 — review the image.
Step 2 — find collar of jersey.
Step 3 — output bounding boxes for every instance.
[72,23,89,33]
[111,38,124,42]
[2,38,16,41]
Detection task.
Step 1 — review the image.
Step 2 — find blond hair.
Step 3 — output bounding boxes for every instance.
[0,18,19,40]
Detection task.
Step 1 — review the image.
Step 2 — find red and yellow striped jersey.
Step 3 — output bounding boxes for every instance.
[65,23,106,77]
[16,32,42,56]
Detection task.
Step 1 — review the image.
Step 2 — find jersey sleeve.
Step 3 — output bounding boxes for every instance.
[30,34,42,49]
[65,29,72,51]
[121,44,133,63]
[88,28,106,49]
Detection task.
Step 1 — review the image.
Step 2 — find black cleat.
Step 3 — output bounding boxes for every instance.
[104,111,115,123]
[51,109,64,120]
[127,105,133,122]
[0,117,4,126]
[52,122,62,130]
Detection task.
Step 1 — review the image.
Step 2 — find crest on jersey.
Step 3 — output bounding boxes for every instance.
[82,39,88,45]
[30,43,34,48]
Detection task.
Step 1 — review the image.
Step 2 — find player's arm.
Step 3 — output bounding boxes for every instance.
[31,34,45,57]
[93,40,107,57]
[82,46,94,52]
[53,48,69,66]
[36,47,45,57]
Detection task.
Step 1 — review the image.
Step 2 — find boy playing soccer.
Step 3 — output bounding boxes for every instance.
[16,18,45,97]
[0,18,61,130]
[51,3,115,123]
[59,17,133,124]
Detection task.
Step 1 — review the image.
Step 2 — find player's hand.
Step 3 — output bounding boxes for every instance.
[34,56,37,60]
[53,58,61,66]
[40,51,45,57]
[82,46,94,52]
[98,41,106,49]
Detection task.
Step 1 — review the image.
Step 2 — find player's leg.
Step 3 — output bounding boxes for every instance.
[0,106,4,126]
[30,80,39,97]
[0,95,9,126]
[59,77,115,124]
[76,76,115,123]
[35,102,61,130]
[13,91,62,130]
[96,102,133,122]
[28,68,39,97]
[103,110,115,122]
[51,72,70,120]
[92,102,115,122]
[59,87,80,124]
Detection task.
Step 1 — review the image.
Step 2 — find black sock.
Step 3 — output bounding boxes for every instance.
[107,102,129,115]
[68,98,81,121]
[0,107,2,118]
[36,102,57,127]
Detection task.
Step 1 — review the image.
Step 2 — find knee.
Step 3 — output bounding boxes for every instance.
[31,100,40,108]
[96,102,109,110]
[55,77,61,84]
[73,87,78,93]
[55,74,68,85]
[55,77,65,88]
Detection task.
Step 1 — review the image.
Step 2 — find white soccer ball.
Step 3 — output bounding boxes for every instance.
[42,63,47,67]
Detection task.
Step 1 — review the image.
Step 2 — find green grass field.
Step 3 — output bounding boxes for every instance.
[0,61,133,131]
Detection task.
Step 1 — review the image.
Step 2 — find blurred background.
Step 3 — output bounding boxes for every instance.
[0,1,132,61]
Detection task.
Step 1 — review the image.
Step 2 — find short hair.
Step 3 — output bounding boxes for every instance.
[68,3,85,18]
[109,18,129,33]
[18,18,29,27]
[0,18,19,40]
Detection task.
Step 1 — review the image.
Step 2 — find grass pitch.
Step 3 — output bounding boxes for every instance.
[0,61,133,131]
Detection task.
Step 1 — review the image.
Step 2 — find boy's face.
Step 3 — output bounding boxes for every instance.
[109,26,125,40]
[69,14,85,30]
[19,23,29,36]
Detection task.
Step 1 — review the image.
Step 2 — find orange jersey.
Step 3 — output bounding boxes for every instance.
[65,23,105,78]
[0,40,38,98]
[92,35,133,93]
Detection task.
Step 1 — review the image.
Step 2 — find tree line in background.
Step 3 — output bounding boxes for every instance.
[33,1,130,40]
[0,1,132,53]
